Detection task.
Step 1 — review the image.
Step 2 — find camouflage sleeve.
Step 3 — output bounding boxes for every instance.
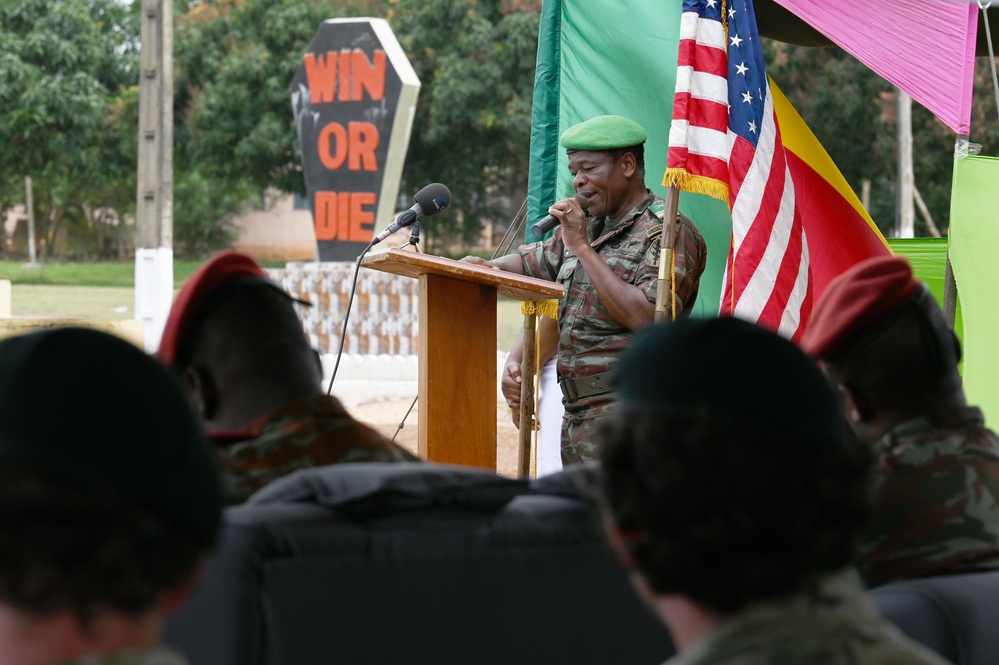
[637,215,708,316]
[519,234,565,282]
[859,424,999,586]
[632,224,665,305]
[673,215,708,314]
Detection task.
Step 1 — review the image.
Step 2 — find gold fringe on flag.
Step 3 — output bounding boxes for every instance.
[662,168,730,204]
[521,299,559,319]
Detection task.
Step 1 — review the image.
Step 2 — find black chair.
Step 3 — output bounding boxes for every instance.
[869,569,999,665]
[164,462,675,665]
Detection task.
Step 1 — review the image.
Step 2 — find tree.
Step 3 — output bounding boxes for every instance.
[174,0,540,254]
[386,0,539,251]
[0,0,139,258]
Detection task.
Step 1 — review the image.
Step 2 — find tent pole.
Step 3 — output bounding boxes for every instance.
[943,133,971,330]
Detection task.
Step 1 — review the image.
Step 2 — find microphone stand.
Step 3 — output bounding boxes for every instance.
[325,220,423,395]
[396,221,423,253]
[325,238,375,395]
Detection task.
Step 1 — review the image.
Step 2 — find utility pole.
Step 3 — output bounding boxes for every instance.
[896,89,915,239]
[24,176,38,267]
[134,0,173,352]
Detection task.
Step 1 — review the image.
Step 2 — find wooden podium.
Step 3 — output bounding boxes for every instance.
[361,249,563,469]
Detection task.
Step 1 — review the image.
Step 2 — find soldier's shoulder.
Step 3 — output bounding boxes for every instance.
[647,196,667,221]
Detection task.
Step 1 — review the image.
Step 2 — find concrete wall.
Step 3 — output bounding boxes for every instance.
[269,262,419,355]
[0,280,10,318]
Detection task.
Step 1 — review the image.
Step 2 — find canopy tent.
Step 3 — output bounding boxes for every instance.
[755,0,996,56]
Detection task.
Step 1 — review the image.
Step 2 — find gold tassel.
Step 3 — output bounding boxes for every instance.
[522,299,559,319]
[662,170,731,204]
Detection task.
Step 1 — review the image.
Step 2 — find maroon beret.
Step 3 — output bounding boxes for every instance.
[802,255,923,361]
[157,251,308,366]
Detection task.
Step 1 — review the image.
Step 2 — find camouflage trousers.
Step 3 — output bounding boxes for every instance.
[560,398,618,464]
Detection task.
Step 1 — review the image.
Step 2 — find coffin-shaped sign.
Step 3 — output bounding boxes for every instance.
[291,18,420,261]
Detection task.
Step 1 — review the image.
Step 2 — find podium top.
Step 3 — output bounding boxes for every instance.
[361,249,564,302]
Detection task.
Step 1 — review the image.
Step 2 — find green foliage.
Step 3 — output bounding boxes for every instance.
[174,0,540,253]
[387,0,539,252]
[0,0,139,258]
[173,169,256,258]
[174,0,373,193]
[1,0,254,261]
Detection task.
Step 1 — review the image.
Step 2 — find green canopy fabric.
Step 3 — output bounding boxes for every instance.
[886,237,964,340]
[947,155,999,427]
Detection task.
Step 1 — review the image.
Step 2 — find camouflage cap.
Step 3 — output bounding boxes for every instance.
[0,327,222,546]
[802,256,923,362]
[560,115,648,151]
[158,251,310,366]
[614,316,846,448]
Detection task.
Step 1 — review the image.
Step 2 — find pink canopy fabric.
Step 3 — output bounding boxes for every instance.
[772,0,978,135]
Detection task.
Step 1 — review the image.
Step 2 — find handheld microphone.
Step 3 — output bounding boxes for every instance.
[531,214,559,238]
[531,198,585,238]
[372,183,451,245]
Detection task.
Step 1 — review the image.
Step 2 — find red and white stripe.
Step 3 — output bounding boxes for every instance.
[666,2,812,340]
[667,10,730,189]
[721,90,812,341]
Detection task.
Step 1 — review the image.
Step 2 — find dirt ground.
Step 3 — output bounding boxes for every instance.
[349,397,524,478]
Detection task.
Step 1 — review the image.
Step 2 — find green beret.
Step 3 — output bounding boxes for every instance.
[613,317,846,449]
[560,115,648,151]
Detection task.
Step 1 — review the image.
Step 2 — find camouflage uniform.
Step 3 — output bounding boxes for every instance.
[519,191,706,464]
[861,407,999,587]
[211,394,419,504]
[57,646,188,664]
[667,570,950,665]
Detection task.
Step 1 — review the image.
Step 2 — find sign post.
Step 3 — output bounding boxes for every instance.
[291,19,420,261]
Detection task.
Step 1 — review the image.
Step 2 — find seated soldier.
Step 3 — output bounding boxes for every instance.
[803,255,999,587]
[595,317,949,665]
[0,327,221,665]
[158,251,418,504]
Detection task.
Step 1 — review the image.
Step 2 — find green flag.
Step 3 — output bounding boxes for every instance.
[527,0,730,317]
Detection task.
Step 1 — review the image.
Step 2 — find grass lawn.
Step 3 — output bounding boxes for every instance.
[3,268,529,351]
[0,260,210,287]
[10,285,136,320]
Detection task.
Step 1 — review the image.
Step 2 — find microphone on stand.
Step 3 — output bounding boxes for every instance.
[372,183,451,245]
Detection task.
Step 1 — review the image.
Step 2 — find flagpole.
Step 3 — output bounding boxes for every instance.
[654,185,681,323]
[944,133,971,330]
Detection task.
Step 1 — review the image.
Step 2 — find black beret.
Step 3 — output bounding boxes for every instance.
[0,328,222,546]
[614,316,845,448]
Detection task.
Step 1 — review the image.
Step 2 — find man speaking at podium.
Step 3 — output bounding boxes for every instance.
[464,115,707,463]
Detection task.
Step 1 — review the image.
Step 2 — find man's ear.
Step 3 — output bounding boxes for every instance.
[619,151,638,178]
[184,366,219,421]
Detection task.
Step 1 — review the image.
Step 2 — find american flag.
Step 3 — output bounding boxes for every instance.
[665,0,811,340]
